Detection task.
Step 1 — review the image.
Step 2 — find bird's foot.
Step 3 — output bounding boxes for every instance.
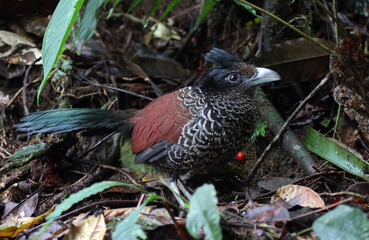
[166,177,193,210]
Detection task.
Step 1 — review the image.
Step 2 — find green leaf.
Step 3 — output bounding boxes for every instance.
[34,181,137,240]
[194,0,219,30]
[38,0,84,103]
[177,0,218,53]
[112,194,158,240]
[320,118,330,128]
[74,0,105,54]
[107,0,122,18]
[158,0,180,23]
[126,0,143,16]
[313,205,369,240]
[251,122,267,143]
[303,127,369,181]
[186,184,222,240]
[120,139,155,175]
[47,182,126,220]
[10,143,46,163]
[233,0,261,18]
[120,140,140,170]
[144,0,163,28]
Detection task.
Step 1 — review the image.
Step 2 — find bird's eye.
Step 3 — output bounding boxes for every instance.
[226,73,239,83]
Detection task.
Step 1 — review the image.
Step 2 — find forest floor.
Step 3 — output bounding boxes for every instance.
[1,1,369,239]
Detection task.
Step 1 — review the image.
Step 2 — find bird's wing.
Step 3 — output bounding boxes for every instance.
[129,89,192,155]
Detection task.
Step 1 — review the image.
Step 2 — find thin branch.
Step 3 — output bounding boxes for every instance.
[236,0,335,54]
[245,72,332,182]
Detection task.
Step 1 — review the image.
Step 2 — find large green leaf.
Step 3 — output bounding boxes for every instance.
[186,184,222,240]
[313,205,369,240]
[46,181,127,221]
[74,0,105,53]
[38,0,84,103]
[34,181,138,240]
[303,127,369,181]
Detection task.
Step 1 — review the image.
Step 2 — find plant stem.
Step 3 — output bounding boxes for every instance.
[236,0,335,54]
[312,0,349,39]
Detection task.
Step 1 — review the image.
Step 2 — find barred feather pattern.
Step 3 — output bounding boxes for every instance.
[157,86,257,176]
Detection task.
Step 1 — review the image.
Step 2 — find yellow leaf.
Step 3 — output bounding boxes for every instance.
[0,206,55,237]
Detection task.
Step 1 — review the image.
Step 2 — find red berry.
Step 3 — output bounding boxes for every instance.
[236,152,245,161]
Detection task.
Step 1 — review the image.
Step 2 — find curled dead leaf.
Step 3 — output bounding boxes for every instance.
[271,185,325,209]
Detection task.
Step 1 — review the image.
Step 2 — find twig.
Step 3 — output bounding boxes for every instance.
[252,170,344,201]
[245,72,332,182]
[359,135,369,152]
[79,131,118,158]
[291,197,354,221]
[312,0,349,38]
[8,77,39,106]
[0,146,11,158]
[0,186,42,221]
[320,191,369,203]
[98,164,143,188]
[164,202,188,239]
[81,77,154,101]
[22,57,41,114]
[0,116,6,137]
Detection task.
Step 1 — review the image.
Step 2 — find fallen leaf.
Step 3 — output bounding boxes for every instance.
[271,185,325,209]
[64,214,106,240]
[0,206,54,237]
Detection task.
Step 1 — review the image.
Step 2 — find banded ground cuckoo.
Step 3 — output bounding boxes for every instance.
[16,48,280,183]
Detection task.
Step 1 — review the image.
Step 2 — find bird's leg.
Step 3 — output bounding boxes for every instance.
[176,177,192,200]
[167,177,187,209]
[165,176,194,210]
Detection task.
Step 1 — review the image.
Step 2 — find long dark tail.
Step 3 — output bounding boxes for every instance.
[16,109,131,135]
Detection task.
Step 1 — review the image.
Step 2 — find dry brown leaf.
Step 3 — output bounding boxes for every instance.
[271,185,325,209]
[63,214,106,240]
[0,206,54,237]
[104,207,154,223]
[104,207,174,230]
[243,205,290,223]
[0,30,42,65]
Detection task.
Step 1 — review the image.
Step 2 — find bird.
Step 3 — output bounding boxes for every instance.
[16,48,280,180]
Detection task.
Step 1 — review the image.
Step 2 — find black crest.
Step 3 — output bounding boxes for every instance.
[204,48,241,69]
[205,48,256,81]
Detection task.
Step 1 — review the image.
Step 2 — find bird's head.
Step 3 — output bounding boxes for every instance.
[204,48,280,89]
